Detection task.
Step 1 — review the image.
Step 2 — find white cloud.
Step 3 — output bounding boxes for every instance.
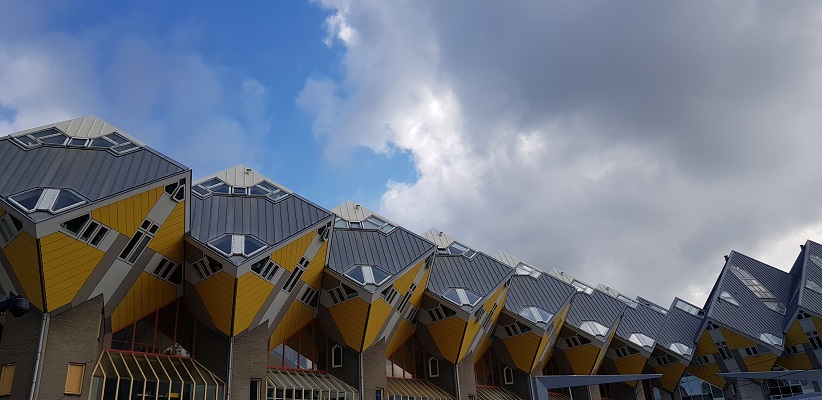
[301,1,822,306]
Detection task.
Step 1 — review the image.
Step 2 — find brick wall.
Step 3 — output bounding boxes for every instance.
[230,324,270,400]
[0,307,42,400]
[361,339,388,400]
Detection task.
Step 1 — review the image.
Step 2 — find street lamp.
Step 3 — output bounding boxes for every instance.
[0,294,29,317]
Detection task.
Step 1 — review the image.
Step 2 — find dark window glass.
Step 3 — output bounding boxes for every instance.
[200,178,223,187]
[9,215,22,231]
[105,133,129,144]
[249,186,269,195]
[210,183,230,194]
[210,235,233,255]
[443,290,462,305]
[61,214,90,235]
[127,236,151,263]
[371,267,390,285]
[89,137,115,148]
[346,267,366,285]
[205,256,223,273]
[153,259,170,275]
[90,227,108,246]
[232,187,247,195]
[168,264,183,285]
[164,182,179,195]
[120,232,144,259]
[68,138,87,147]
[192,186,210,196]
[12,189,44,211]
[40,133,69,144]
[173,187,185,201]
[80,221,99,241]
[112,142,139,153]
[17,135,38,147]
[52,190,84,212]
[244,236,266,256]
[441,305,456,318]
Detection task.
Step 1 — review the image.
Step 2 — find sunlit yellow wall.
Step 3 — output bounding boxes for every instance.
[195,271,236,336]
[503,331,541,371]
[386,267,431,356]
[459,283,507,361]
[428,315,467,363]
[270,301,315,349]
[91,187,164,236]
[234,272,275,334]
[3,231,43,311]
[148,200,186,262]
[688,331,724,388]
[270,232,315,273]
[329,297,370,350]
[563,343,600,375]
[40,231,105,311]
[362,259,427,350]
[110,272,177,332]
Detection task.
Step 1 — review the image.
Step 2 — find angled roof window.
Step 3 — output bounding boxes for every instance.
[193,178,289,201]
[208,234,267,258]
[443,287,482,307]
[579,320,609,338]
[446,242,477,258]
[810,254,822,268]
[518,306,552,324]
[759,333,783,347]
[806,279,822,295]
[360,215,397,233]
[719,291,740,307]
[345,265,391,286]
[9,188,86,214]
[628,333,655,349]
[668,342,693,357]
[674,299,704,317]
[763,300,786,315]
[14,128,143,154]
[571,280,594,295]
[514,262,542,279]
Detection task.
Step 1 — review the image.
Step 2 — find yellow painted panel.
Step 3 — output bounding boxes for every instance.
[270,231,315,273]
[694,331,718,356]
[148,201,186,262]
[531,334,552,373]
[743,352,776,372]
[534,304,571,372]
[270,301,315,349]
[195,271,235,336]
[504,332,541,371]
[460,284,507,360]
[393,260,425,295]
[776,353,813,370]
[3,231,43,311]
[688,362,724,389]
[813,315,822,334]
[363,296,393,350]
[329,297,369,350]
[110,273,177,332]
[91,187,164,236]
[408,269,430,308]
[591,317,621,374]
[613,354,647,375]
[302,241,327,289]
[654,363,687,393]
[386,319,415,357]
[428,316,467,363]
[563,343,600,375]
[40,231,105,310]
[234,272,275,334]
[472,334,492,364]
[785,319,807,346]
[720,327,756,349]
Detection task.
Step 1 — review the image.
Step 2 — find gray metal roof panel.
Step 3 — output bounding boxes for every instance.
[615,302,667,341]
[656,298,703,351]
[798,240,822,317]
[327,227,436,277]
[427,252,514,299]
[188,193,331,248]
[0,137,187,222]
[566,290,626,329]
[504,273,576,315]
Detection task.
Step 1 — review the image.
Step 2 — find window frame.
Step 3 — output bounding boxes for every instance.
[64,363,85,395]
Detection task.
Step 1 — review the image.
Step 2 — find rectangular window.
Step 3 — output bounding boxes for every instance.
[406,307,419,324]
[655,356,671,366]
[0,364,14,396]
[64,363,85,395]
[250,379,260,400]
[807,331,822,350]
[695,355,710,365]
[743,346,759,357]
[381,286,399,305]
[396,292,411,314]
[0,214,22,247]
[299,287,320,308]
[119,219,159,264]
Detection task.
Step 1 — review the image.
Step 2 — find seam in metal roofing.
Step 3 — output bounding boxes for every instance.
[656,297,703,352]
[565,289,626,331]
[428,252,513,301]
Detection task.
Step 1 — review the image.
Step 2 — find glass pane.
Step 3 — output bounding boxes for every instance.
[11,189,44,211]
[80,221,99,241]
[40,133,69,144]
[462,289,481,306]
[90,227,109,246]
[232,187,247,195]
[361,219,381,229]
[169,264,183,285]
[370,267,390,285]
[128,235,152,263]
[89,137,115,148]
[17,135,38,147]
[156,303,177,355]
[257,181,281,192]
[176,304,196,357]
[68,138,88,147]
[244,236,266,256]
[443,290,463,305]
[113,142,139,153]
[249,185,269,195]
[334,219,348,229]
[105,133,129,144]
[210,236,233,256]
[134,312,159,353]
[61,214,90,235]
[210,183,231,194]
[192,186,210,196]
[52,190,84,212]
[345,267,366,285]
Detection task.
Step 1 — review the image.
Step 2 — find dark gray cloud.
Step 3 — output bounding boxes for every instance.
[302,0,822,306]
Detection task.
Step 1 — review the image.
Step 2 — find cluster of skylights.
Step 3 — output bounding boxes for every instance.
[345,265,391,287]
[617,294,639,308]
[729,265,785,314]
[334,215,397,233]
[578,320,609,338]
[518,306,553,324]
[668,342,693,357]
[443,287,482,307]
[514,262,542,279]
[9,188,86,214]
[192,177,289,201]
[13,128,141,155]
[209,234,267,258]
[628,333,655,350]
[437,242,477,258]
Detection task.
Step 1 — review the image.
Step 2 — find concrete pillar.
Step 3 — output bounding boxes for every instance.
[588,385,603,400]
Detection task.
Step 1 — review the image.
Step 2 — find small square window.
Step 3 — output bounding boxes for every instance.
[64,363,85,395]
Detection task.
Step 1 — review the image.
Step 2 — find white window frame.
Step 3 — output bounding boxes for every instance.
[428,357,439,378]
[503,367,514,385]
[332,345,343,368]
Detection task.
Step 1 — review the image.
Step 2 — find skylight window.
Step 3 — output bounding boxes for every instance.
[443,287,482,307]
[571,280,594,295]
[345,265,391,286]
[668,342,693,357]
[13,129,142,155]
[193,178,289,201]
[729,265,785,312]
[806,279,822,295]
[514,262,542,278]
[809,254,822,268]
[719,291,740,306]
[518,306,553,324]
[674,299,704,317]
[360,215,397,233]
[445,242,477,258]
[579,320,609,338]
[9,188,86,214]
[208,234,267,258]
[628,333,655,349]
[763,300,786,315]
[760,333,783,347]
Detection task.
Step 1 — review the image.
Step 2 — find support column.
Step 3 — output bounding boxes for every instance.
[361,339,388,400]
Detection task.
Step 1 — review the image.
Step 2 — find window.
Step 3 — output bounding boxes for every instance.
[149,257,183,285]
[474,307,486,322]
[428,358,439,378]
[564,335,590,348]
[299,287,320,308]
[64,363,85,395]
[283,258,310,293]
[250,258,281,282]
[59,214,111,248]
[482,304,497,331]
[442,288,482,307]
[119,219,159,264]
[250,379,260,400]
[764,300,786,315]
[695,355,711,365]
[617,294,639,308]
[579,320,609,338]
[705,322,719,330]
[503,367,514,385]
[406,307,419,324]
[9,188,86,214]
[427,304,457,322]
[655,355,672,366]
[445,242,477,258]
[191,255,223,280]
[798,310,812,320]
[514,262,542,278]
[518,306,553,324]
[360,215,397,233]
[110,299,195,356]
[209,234,267,258]
[810,254,822,268]
[719,291,740,306]
[675,299,704,317]
[669,342,693,357]
[332,345,343,368]
[0,213,23,247]
[785,345,801,355]
[504,322,531,337]
[329,284,358,304]
[615,346,639,358]
[760,332,783,347]
[628,333,655,350]
[571,280,594,295]
[716,341,733,360]
[806,279,822,295]
[381,286,399,305]
[345,265,391,286]
[397,292,412,314]
[806,331,822,350]
[164,178,187,202]
[0,364,14,396]
[193,178,289,201]
[742,346,760,356]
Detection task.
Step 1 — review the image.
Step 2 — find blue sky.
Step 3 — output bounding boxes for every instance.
[4,0,822,306]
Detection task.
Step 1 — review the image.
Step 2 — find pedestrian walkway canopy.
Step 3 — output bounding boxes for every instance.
[386,377,454,400]
[266,369,358,400]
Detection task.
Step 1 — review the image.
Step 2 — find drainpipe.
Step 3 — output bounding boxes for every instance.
[227,336,234,400]
[359,352,365,400]
[454,361,461,400]
[29,312,49,400]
